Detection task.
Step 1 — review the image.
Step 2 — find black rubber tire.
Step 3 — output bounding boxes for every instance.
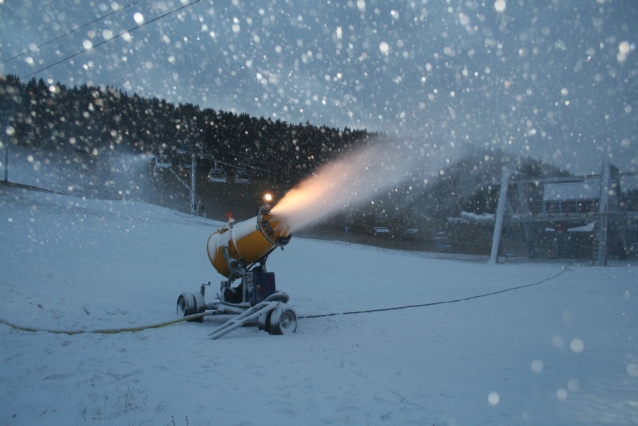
[176,293,204,323]
[268,306,297,335]
[258,310,271,332]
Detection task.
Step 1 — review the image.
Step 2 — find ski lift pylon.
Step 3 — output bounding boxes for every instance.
[178,154,193,169]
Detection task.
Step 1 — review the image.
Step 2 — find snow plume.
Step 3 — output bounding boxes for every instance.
[105,152,155,200]
[271,137,462,232]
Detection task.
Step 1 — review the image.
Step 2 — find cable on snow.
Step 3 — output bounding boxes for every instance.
[0,313,212,335]
[298,268,573,319]
[0,268,572,335]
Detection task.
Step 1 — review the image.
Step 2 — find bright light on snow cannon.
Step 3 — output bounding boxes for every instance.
[206,206,291,278]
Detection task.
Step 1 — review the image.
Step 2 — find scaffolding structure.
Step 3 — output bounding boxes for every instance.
[489,163,638,265]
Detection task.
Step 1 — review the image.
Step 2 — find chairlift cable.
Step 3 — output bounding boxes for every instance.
[2,0,143,65]
[203,156,287,179]
[229,151,271,165]
[20,0,202,81]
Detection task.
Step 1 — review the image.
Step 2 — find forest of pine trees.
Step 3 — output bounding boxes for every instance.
[0,74,376,185]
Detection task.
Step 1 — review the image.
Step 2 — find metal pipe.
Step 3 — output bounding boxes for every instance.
[488,169,517,264]
[190,152,197,215]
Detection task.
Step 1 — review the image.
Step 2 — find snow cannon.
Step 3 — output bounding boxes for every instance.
[176,205,298,339]
[206,206,291,278]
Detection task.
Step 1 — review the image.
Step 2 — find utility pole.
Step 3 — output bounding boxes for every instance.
[190,151,197,215]
[488,169,518,264]
[595,162,612,266]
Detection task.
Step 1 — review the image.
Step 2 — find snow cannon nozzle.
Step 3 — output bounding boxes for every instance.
[257,205,291,248]
[258,205,272,215]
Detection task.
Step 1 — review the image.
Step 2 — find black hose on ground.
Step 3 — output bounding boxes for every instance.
[0,269,572,334]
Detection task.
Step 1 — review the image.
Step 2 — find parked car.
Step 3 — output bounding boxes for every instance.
[373,226,390,235]
[432,231,451,250]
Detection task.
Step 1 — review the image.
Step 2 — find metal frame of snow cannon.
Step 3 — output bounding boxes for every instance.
[176,206,298,339]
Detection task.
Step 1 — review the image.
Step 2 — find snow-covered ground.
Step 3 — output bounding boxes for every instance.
[1,184,637,426]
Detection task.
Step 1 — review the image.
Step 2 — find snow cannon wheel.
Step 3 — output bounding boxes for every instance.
[176,292,205,322]
[268,306,297,335]
[258,311,270,332]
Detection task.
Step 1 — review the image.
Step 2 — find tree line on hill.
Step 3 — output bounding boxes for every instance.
[0,74,375,185]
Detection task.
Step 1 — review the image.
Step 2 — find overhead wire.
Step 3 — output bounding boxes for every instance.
[2,0,143,65]
[19,0,202,81]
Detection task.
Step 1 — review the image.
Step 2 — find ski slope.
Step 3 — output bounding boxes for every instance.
[1,185,637,425]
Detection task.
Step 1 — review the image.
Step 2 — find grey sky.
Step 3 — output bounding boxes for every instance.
[1,0,637,176]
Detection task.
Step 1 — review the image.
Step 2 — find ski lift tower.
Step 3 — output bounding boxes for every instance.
[172,149,223,216]
[176,148,199,215]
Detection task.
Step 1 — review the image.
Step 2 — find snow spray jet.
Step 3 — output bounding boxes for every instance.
[106,152,155,200]
[270,137,462,233]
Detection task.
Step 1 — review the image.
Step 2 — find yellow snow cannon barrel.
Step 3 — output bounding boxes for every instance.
[206,206,291,278]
